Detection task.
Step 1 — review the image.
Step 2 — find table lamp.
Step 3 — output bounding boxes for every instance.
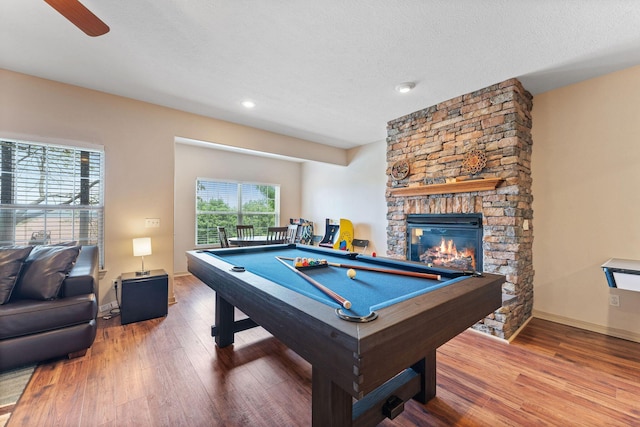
[133,237,152,276]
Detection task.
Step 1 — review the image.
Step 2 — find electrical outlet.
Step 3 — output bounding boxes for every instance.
[99,301,118,313]
[100,279,120,314]
[145,218,160,228]
[609,294,620,307]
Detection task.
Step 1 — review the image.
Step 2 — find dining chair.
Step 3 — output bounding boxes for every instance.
[266,226,288,244]
[351,238,369,254]
[286,224,298,243]
[236,225,254,239]
[217,226,229,248]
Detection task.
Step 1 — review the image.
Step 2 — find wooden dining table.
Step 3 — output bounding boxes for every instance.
[228,236,284,246]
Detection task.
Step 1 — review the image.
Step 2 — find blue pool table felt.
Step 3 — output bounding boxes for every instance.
[206,247,465,317]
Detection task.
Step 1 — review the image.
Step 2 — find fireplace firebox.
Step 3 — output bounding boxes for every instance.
[407,214,483,272]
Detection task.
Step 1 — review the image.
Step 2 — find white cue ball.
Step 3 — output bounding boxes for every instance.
[347,268,356,279]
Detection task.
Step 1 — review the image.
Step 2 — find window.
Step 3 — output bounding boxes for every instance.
[0,139,105,265]
[196,179,280,245]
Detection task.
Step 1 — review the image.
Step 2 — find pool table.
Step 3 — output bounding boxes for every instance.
[186,244,504,426]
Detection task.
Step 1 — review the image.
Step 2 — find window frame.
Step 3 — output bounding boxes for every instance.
[0,137,105,266]
[195,178,280,247]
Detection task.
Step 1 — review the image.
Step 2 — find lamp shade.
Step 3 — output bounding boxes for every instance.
[133,237,152,257]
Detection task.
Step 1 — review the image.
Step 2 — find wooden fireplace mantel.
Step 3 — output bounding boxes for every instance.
[389,177,504,197]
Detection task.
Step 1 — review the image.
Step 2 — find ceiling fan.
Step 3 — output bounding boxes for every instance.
[44,0,110,37]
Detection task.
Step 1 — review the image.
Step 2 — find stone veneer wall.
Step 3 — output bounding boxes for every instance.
[386,78,533,340]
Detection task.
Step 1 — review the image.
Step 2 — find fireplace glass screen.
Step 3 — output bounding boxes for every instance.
[407,214,483,272]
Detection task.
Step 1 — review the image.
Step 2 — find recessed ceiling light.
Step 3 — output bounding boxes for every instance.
[395,82,416,93]
[241,100,256,109]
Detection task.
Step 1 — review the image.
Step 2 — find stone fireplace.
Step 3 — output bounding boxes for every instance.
[386,78,533,340]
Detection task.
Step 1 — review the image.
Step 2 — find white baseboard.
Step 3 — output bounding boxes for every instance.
[173,271,190,277]
[532,309,640,343]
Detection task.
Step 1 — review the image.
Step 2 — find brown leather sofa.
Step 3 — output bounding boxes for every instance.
[0,245,99,371]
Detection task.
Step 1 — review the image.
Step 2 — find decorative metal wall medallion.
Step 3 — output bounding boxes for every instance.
[391,159,410,180]
[461,149,487,175]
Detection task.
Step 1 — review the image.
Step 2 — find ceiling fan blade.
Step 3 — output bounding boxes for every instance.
[44,0,110,37]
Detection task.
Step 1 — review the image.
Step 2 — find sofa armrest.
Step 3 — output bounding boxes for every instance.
[61,246,99,297]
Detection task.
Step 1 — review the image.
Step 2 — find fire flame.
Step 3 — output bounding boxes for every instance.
[428,237,476,270]
[440,238,456,254]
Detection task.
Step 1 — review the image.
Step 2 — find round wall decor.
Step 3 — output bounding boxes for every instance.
[461,149,487,175]
[391,159,410,180]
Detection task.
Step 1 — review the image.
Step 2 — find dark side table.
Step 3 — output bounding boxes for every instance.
[120,269,168,325]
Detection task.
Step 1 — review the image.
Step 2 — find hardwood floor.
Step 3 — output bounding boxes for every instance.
[9,274,640,426]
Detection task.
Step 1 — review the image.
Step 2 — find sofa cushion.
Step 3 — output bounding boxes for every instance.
[0,246,34,304]
[12,245,81,300]
[0,294,97,340]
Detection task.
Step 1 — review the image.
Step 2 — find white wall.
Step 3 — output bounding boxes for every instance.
[174,142,302,274]
[531,64,640,342]
[301,140,388,255]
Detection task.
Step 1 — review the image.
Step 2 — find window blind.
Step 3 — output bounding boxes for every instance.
[196,179,280,245]
[0,139,105,265]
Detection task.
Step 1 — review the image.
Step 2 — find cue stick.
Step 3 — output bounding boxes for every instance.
[279,257,441,281]
[275,256,352,310]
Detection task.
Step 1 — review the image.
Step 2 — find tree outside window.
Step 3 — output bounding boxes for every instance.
[196,179,280,245]
[0,139,104,265]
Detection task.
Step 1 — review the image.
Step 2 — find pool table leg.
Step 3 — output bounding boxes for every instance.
[411,348,437,403]
[212,294,260,347]
[214,293,235,347]
[312,366,352,426]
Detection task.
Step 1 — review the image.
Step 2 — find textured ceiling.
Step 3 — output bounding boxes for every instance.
[2,1,640,149]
